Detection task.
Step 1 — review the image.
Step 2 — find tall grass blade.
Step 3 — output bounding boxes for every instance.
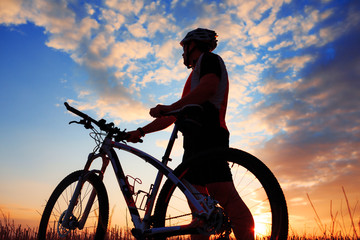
[307,193,325,235]
[342,186,358,239]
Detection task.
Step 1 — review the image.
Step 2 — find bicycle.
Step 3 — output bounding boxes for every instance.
[38,102,288,240]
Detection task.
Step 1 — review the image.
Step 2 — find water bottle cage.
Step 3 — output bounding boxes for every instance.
[126,175,153,211]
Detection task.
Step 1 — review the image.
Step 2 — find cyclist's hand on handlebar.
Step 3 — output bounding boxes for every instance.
[150,104,173,118]
[126,130,143,143]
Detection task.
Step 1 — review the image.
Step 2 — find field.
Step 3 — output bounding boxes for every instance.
[1,192,359,240]
[1,215,359,240]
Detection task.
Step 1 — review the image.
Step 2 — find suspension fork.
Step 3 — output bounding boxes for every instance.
[62,152,109,229]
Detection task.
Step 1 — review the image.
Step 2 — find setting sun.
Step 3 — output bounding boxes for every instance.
[254,215,271,237]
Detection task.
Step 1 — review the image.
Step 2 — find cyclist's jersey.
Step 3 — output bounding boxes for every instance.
[181,52,229,131]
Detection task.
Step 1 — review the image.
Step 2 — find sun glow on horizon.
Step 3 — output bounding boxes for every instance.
[254,215,272,237]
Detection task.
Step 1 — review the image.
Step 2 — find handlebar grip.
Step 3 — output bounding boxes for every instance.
[64,102,89,120]
[124,132,143,143]
[64,102,71,109]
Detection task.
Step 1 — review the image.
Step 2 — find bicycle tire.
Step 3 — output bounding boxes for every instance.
[38,170,109,240]
[152,148,288,240]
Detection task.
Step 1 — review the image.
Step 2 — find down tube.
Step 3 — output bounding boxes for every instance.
[111,142,207,220]
[106,148,143,229]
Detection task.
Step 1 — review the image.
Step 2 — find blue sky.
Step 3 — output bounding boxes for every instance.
[1,0,360,235]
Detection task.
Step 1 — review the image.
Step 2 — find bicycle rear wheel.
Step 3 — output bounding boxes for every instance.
[38,170,109,240]
[153,148,288,239]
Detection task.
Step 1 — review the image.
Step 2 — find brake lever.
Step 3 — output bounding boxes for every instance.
[69,119,93,129]
[69,120,83,125]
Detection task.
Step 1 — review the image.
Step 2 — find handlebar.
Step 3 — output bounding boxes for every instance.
[64,102,203,143]
[64,102,128,142]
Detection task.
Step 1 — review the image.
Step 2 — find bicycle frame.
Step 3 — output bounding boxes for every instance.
[40,103,288,240]
[65,124,213,238]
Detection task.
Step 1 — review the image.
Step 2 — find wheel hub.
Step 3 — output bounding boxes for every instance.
[57,211,79,237]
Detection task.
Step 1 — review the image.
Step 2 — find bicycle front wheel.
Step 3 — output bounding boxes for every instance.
[38,170,109,240]
[153,148,288,239]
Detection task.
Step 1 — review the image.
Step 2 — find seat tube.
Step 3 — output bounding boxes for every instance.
[162,124,179,164]
[143,125,179,223]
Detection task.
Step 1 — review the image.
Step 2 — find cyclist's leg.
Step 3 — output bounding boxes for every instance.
[207,181,255,240]
[153,148,288,240]
[188,182,255,240]
[187,185,210,240]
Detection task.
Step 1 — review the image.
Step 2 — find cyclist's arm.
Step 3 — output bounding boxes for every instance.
[150,73,220,118]
[127,116,176,143]
[142,116,176,134]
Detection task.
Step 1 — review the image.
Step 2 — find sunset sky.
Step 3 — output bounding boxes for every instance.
[1,0,359,236]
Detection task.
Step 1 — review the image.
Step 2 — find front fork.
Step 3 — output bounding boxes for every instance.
[62,152,109,230]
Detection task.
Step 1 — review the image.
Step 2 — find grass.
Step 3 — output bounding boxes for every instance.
[0,209,37,240]
[1,215,359,240]
[1,187,359,240]
[1,216,359,240]
[305,187,359,239]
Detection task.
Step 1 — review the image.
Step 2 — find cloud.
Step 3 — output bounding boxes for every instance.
[257,78,301,95]
[155,39,181,65]
[146,14,177,37]
[88,31,115,59]
[221,50,257,67]
[105,0,144,15]
[104,39,153,69]
[140,60,188,87]
[1,0,100,53]
[0,0,26,25]
[100,8,126,31]
[67,86,150,123]
[1,0,358,153]
[46,17,99,52]
[252,9,360,193]
[127,22,147,38]
[276,55,315,73]
[317,5,360,47]
[0,0,186,123]
[268,40,293,51]
[271,6,335,50]
[227,0,288,24]
[220,5,360,228]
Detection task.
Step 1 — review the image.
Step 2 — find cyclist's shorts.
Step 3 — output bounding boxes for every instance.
[182,127,232,185]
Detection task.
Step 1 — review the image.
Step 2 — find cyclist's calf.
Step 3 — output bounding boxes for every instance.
[207,181,255,240]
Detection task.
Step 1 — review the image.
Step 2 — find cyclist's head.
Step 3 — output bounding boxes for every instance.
[180,28,218,68]
[180,28,218,52]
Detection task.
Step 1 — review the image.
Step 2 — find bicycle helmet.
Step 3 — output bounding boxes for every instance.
[180,28,218,52]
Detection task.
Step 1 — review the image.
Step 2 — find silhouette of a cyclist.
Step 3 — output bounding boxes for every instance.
[127,28,254,240]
